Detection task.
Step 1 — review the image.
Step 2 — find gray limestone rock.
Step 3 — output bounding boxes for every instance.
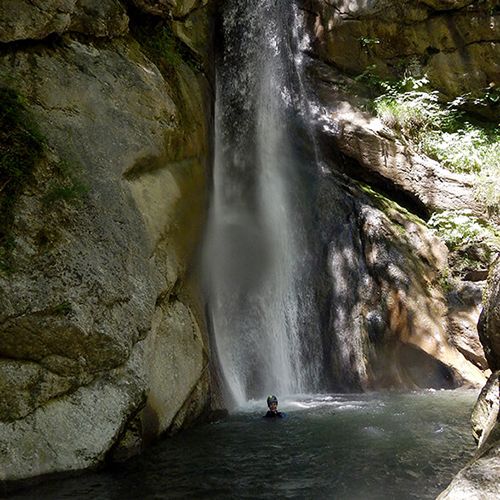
[0,2,214,481]
[479,258,500,371]
[130,0,208,18]
[439,264,500,497]
[316,176,487,390]
[438,442,500,500]
[447,282,489,371]
[0,0,129,42]
[471,372,500,448]
[0,345,146,482]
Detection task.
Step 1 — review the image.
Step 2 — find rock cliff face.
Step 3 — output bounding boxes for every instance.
[297,0,492,391]
[315,167,487,391]
[301,0,499,118]
[300,4,497,492]
[439,259,500,498]
[0,0,496,488]
[295,2,498,494]
[0,0,216,482]
[297,2,498,497]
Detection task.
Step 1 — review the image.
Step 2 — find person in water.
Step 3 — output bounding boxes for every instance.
[264,395,285,418]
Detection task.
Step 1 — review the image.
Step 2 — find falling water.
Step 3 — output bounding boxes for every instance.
[204,0,324,405]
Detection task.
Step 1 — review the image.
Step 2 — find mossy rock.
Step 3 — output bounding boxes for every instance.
[0,86,45,271]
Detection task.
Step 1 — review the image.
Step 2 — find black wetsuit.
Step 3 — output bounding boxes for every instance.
[264,410,284,418]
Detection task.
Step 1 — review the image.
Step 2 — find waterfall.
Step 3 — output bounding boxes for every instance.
[204,0,325,406]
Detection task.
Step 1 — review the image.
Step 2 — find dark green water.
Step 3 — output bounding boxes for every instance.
[10,390,477,500]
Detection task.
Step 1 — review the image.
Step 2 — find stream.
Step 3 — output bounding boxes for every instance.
[9,390,477,499]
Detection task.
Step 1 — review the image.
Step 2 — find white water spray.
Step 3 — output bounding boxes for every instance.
[204,0,324,405]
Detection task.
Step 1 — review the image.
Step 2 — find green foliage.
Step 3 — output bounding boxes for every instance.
[354,65,386,90]
[0,86,45,271]
[450,85,500,112]
[421,125,499,174]
[359,36,380,47]
[358,36,380,51]
[475,155,500,215]
[473,86,500,107]
[366,75,500,210]
[428,210,500,252]
[372,76,456,141]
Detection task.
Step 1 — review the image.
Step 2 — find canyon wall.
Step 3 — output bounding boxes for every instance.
[0,0,216,482]
[299,0,497,391]
[0,0,497,488]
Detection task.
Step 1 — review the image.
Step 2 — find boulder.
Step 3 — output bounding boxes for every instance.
[437,441,500,499]
[438,262,500,497]
[447,282,489,371]
[479,258,500,371]
[0,348,146,481]
[438,372,500,499]
[471,372,499,448]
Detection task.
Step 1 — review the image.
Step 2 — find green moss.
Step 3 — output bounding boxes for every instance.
[132,22,202,76]
[43,159,88,206]
[428,210,500,252]
[0,87,88,273]
[0,87,45,271]
[52,301,72,315]
[357,182,424,227]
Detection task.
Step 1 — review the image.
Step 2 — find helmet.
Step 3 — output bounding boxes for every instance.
[267,395,278,407]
